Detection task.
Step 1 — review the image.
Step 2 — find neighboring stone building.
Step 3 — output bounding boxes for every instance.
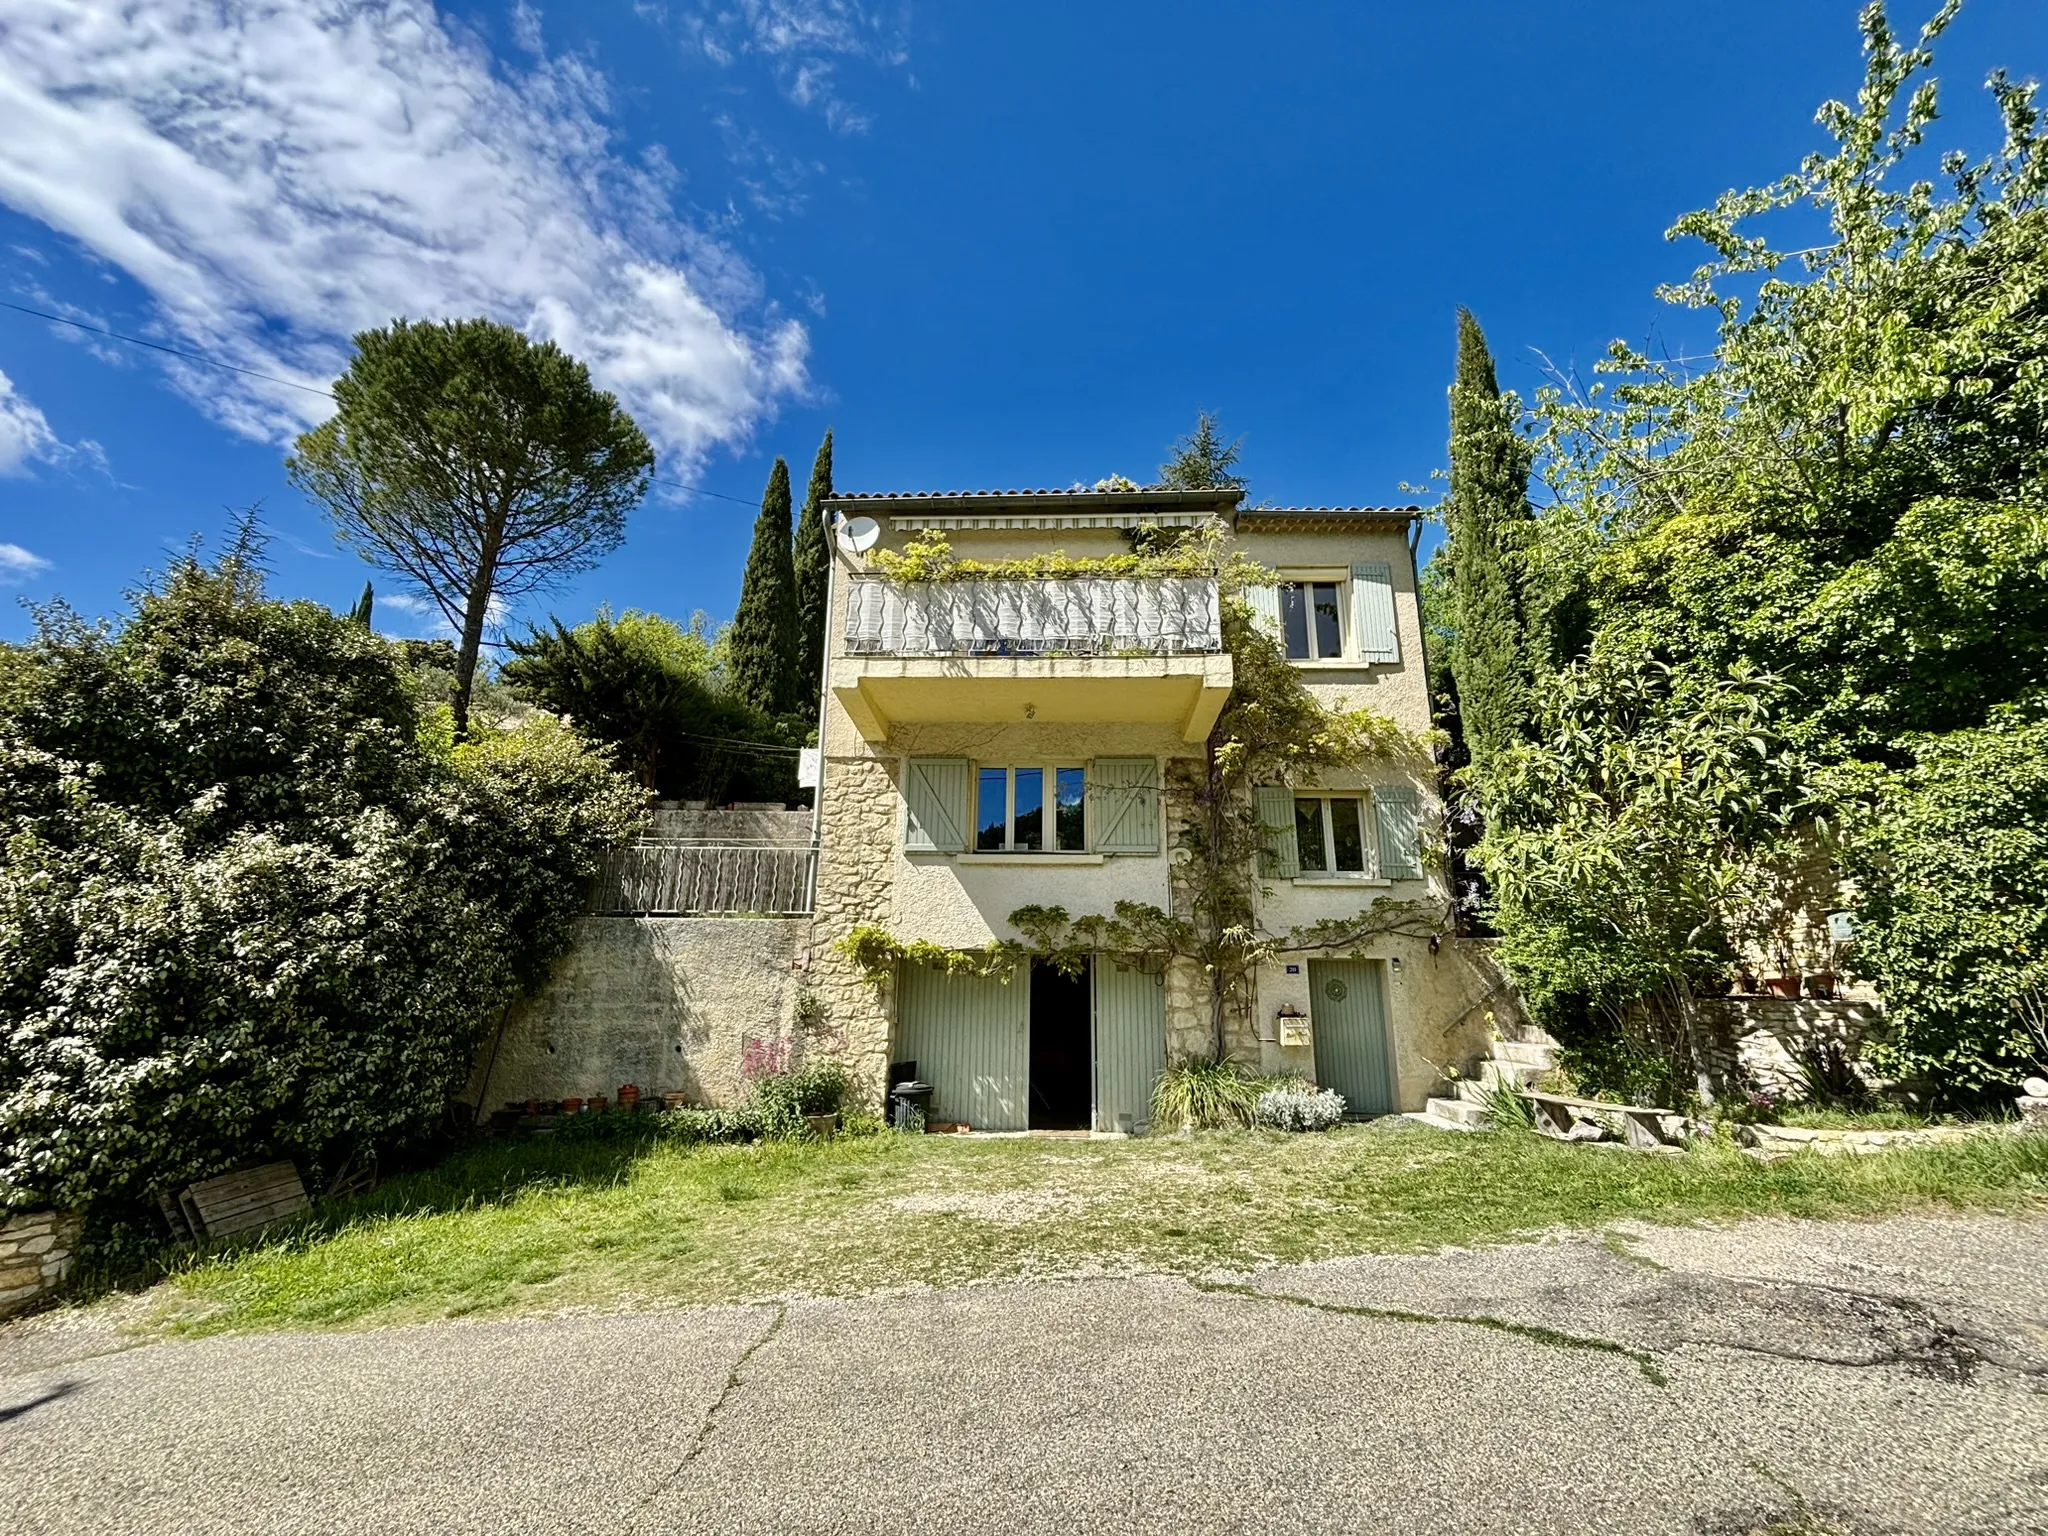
[802,486,1503,1130]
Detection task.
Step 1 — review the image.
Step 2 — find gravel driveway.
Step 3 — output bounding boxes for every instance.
[3,1211,2044,1535]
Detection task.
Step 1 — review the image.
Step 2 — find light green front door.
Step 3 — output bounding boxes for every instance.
[1307,959,1397,1117]
[896,964,1029,1131]
[1092,961,1166,1132]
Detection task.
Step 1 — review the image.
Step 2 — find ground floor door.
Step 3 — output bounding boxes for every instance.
[1307,958,1397,1117]
[895,957,1167,1133]
[895,963,1028,1131]
[1092,961,1166,1133]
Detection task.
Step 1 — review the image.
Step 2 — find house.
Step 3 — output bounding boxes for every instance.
[802,486,1505,1131]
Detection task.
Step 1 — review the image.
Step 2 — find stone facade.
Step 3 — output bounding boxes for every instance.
[0,1210,82,1316]
[803,754,898,1104]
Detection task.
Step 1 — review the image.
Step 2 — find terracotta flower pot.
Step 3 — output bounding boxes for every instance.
[561,1097,584,1114]
[617,1084,640,1109]
[662,1091,690,1111]
[1764,975,1802,999]
[1805,972,1837,1000]
[590,1095,609,1114]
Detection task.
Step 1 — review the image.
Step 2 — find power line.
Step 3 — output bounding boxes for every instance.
[0,299,338,398]
[0,299,764,508]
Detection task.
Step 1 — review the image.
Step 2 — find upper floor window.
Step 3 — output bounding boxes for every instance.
[976,765,1087,852]
[1279,581,1345,661]
[1250,563,1401,666]
[1294,795,1371,875]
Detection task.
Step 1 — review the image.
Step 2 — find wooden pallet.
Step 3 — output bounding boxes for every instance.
[178,1162,310,1240]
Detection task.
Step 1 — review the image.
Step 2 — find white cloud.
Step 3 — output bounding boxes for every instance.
[0,1,808,469]
[0,367,90,476]
[683,1,909,134]
[0,541,52,583]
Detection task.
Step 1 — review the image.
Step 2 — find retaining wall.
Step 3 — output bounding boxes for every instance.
[466,916,812,1112]
[0,1210,82,1316]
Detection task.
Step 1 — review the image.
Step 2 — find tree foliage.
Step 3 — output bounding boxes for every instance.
[1465,3,2048,1100]
[728,457,800,716]
[1442,310,1540,769]
[1158,410,1248,493]
[792,429,835,703]
[501,608,804,803]
[1833,703,2048,1091]
[288,317,652,738]
[0,548,643,1236]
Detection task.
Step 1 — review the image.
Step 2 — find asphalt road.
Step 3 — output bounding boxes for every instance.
[3,1212,2045,1535]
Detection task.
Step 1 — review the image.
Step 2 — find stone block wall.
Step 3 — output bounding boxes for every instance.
[646,802,812,845]
[1698,997,1884,1096]
[0,1210,82,1316]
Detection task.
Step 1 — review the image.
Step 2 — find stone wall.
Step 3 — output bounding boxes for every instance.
[646,802,812,845]
[1698,997,1885,1096]
[0,1210,82,1316]
[466,916,811,1112]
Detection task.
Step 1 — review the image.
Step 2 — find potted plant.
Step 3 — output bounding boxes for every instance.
[561,1097,584,1114]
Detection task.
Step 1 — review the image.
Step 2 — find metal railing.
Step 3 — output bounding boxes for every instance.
[842,575,1222,657]
[589,843,817,916]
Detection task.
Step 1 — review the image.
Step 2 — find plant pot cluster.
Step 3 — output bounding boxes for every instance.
[1726,971,1838,1001]
[502,1084,670,1122]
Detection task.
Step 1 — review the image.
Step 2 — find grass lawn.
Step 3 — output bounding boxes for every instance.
[120,1120,2048,1339]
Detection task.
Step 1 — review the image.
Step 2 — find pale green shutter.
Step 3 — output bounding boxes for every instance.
[1373,786,1421,879]
[1351,562,1399,663]
[1090,757,1160,854]
[1254,785,1299,878]
[903,757,970,852]
[1246,581,1283,642]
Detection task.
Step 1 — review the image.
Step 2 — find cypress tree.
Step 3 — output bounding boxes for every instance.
[792,428,834,701]
[729,457,799,715]
[347,580,374,628]
[1444,309,1538,771]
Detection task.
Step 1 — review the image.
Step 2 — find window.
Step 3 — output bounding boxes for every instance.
[1279,580,1345,660]
[1293,795,1372,876]
[976,766,1086,852]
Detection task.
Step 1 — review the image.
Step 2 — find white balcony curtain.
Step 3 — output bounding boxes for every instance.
[844,576,1221,656]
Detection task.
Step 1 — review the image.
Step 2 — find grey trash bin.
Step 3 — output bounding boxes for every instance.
[889,1081,934,1131]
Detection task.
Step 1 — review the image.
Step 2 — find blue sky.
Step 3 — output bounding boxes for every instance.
[2,1,2043,644]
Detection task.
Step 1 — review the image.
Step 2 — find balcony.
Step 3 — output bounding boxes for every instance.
[835,576,1234,744]
[843,575,1223,657]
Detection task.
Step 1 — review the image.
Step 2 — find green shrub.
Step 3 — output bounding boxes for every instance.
[749,1060,850,1139]
[1150,1058,1261,1131]
[1839,705,2048,1098]
[0,548,644,1240]
[657,1106,764,1145]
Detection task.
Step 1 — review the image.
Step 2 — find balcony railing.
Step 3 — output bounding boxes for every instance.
[590,843,816,916]
[843,575,1222,658]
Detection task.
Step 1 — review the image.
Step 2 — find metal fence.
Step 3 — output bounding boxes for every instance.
[842,575,1223,657]
[589,843,817,916]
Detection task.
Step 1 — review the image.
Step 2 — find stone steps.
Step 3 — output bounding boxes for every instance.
[1492,1039,1557,1070]
[1424,1095,1492,1130]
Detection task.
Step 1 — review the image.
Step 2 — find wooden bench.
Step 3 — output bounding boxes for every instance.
[1523,1091,1675,1151]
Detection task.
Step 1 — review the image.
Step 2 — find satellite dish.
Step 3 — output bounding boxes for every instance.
[836,515,881,554]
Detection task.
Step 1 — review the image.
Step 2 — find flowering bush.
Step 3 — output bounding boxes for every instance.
[0,549,643,1235]
[1253,1082,1347,1132]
